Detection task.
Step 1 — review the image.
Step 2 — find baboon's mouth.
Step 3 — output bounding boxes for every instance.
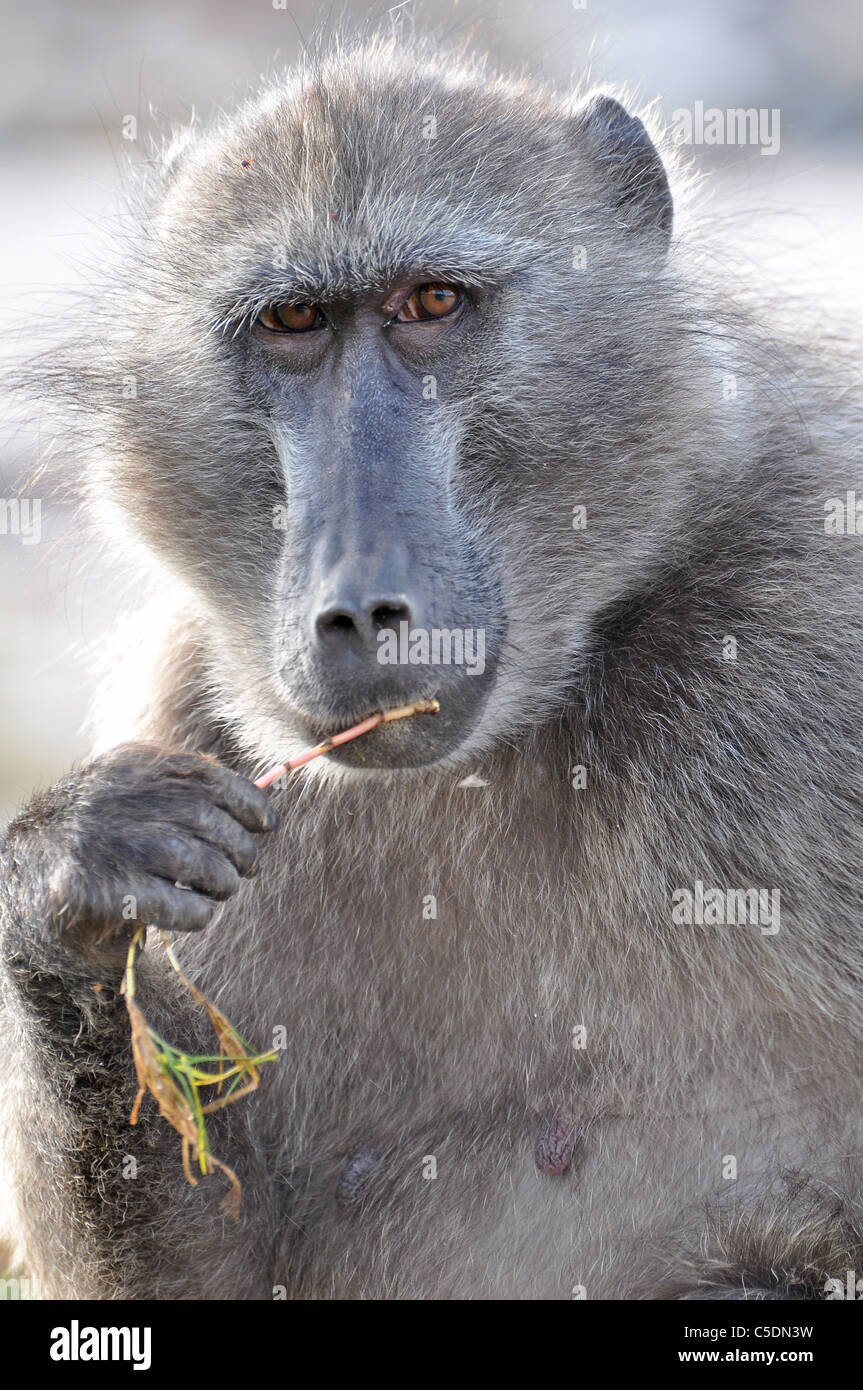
[294,693,440,742]
[286,681,483,771]
[333,696,440,734]
[257,697,441,787]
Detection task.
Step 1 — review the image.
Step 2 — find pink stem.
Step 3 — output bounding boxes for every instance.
[254,699,438,789]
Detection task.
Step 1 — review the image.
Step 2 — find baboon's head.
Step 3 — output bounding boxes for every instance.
[91,39,687,773]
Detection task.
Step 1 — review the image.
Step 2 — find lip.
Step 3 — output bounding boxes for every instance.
[288,690,440,741]
[257,698,442,785]
[289,687,479,770]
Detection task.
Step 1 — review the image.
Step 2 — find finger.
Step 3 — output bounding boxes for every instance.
[193,761,278,834]
[98,746,278,835]
[124,829,241,901]
[153,792,262,876]
[121,874,218,934]
[183,796,264,873]
[51,862,218,938]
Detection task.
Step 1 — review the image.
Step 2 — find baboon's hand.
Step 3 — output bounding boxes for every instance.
[1,743,277,955]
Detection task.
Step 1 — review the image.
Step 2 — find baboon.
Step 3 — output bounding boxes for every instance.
[2,34,863,1301]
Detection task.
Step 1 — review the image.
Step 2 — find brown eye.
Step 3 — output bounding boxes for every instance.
[258,302,324,333]
[397,283,462,322]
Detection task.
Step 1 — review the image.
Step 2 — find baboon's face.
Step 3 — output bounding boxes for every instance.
[101,49,677,770]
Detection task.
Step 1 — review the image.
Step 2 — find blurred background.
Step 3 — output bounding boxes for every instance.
[1,0,863,822]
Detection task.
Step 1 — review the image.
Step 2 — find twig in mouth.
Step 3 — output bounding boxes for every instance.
[255,697,440,788]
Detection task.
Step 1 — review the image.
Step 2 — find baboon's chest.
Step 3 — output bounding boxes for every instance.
[257,922,834,1298]
[214,826,853,1297]
[272,1062,836,1298]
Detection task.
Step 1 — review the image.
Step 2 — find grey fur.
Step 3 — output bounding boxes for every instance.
[1,33,863,1300]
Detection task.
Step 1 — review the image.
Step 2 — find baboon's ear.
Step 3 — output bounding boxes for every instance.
[572,94,673,253]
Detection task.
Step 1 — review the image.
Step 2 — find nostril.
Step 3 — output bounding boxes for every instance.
[313,596,416,649]
[370,602,411,629]
[316,607,359,639]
